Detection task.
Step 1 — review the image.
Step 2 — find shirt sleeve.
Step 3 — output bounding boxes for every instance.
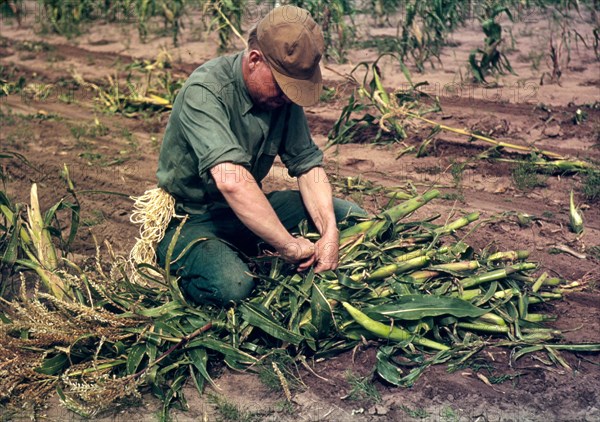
[179,84,251,175]
[279,104,324,178]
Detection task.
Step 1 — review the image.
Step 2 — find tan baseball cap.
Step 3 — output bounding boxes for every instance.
[256,6,324,107]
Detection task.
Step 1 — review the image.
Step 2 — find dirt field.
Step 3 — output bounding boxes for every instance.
[1,4,599,422]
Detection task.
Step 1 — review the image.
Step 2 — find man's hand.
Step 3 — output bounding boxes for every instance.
[302,229,339,272]
[278,236,316,268]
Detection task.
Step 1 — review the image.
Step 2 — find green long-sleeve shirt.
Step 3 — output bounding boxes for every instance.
[157,51,323,214]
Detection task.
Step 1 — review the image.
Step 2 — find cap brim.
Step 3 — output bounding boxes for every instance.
[270,65,322,107]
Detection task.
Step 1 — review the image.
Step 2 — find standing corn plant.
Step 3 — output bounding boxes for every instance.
[469,4,516,84]
[395,0,469,72]
[205,0,246,53]
[136,0,188,45]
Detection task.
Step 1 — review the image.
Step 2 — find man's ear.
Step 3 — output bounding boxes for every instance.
[247,50,263,70]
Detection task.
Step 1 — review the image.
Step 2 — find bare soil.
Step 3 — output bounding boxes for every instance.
[1,4,599,421]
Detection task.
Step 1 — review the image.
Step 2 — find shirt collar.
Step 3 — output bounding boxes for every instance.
[234,52,254,116]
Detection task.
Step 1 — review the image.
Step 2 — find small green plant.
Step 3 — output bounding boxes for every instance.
[70,120,109,141]
[488,372,524,384]
[589,245,600,261]
[81,209,105,227]
[512,162,547,191]
[542,210,555,219]
[440,406,459,422]
[582,172,600,202]
[573,109,587,125]
[208,394,260,422]
[523,50,544,72]
[345,371,381,404]
[257,352,301,396]
[450,161,466,187]
[320,86,337,103]
[441,192,465,202]
[400,404,430,419]
[15,39,52,52]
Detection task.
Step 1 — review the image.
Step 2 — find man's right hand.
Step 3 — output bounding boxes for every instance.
[278,236,316,270]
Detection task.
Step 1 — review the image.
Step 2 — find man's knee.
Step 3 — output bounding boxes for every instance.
[180,271,254,305]
[333,198,369,222]
[217,272,255,303]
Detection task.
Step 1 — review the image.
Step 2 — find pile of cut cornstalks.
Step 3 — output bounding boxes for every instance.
[0,185,598,419]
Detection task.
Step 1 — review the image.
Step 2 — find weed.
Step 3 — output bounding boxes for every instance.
[582,172,600,202]
[15,40,52,53]
[273,400,294,414]
[441,192,465,202]
[488,372,524,384]
[70,120,110,141]
[589,245,600,261]
[542,210,554,219]
[70,125,88,141]
[521,50,545,72]
[258,353,302,394]
[208,393,260,422]
[573,109,588,125]
[450,161,466,187]
[511,162,547,191]
[320,86,337,103]
[150,136,159,150]
[400,404,430,419]
[3,126,35,148]
[345,370,381,404]
[1,65,27,97]
[79,152,103,162]
[440,406,459,422]
[81,210,104,227]
[415,165,443,175]
[0,106,17,126]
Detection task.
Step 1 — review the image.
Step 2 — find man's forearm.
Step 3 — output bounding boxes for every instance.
[210,163,294,250]
[297,166,339,271]
[298,166,337,236]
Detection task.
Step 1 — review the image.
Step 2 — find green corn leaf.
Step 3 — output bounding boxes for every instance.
[238,303,304,345]
[126,344,146,375]
[131,300,184,318]
[375,346,404,386]
[161,370,187,418]
[367,295,487,320]
[311,282,334,338]
[186,338,258,365]
[187,347,216,390]
[35,353,69,375]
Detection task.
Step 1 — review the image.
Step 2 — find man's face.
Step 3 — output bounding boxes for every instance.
[246,52,291,110]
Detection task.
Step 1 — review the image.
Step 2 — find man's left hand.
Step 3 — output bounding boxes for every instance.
[297,229,339,272]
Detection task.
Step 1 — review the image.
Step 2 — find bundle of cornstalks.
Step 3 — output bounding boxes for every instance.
[0,184,598,419]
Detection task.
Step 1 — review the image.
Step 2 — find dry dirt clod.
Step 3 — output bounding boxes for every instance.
[543,123,563,137]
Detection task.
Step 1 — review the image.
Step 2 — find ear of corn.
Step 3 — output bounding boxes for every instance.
[569,190,584,234]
